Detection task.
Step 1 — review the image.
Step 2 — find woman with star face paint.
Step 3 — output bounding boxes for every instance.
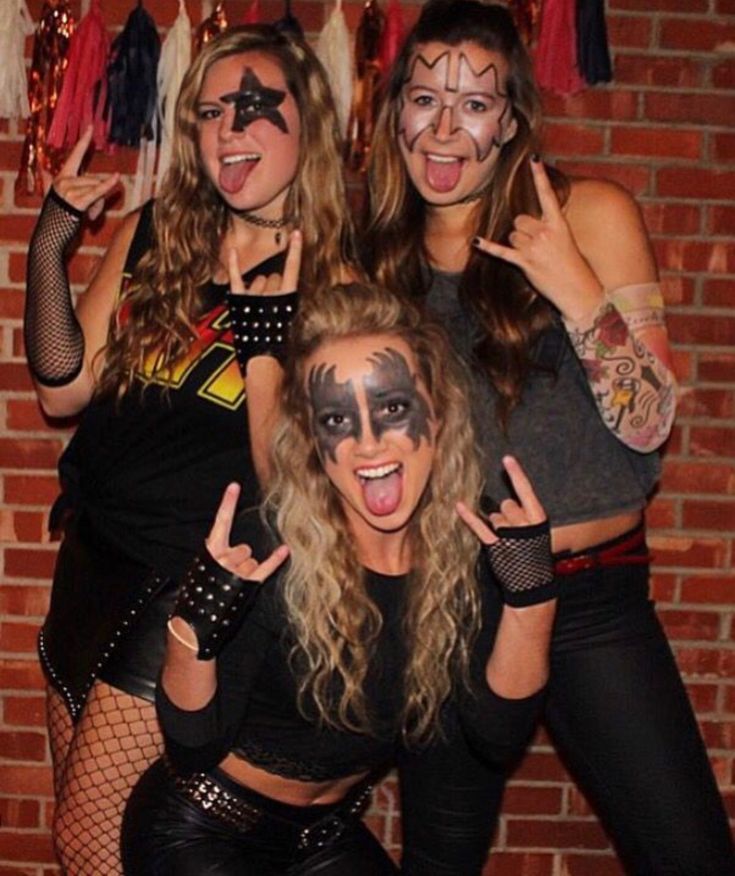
[25,25,356,876]
[120,280,558,875]
[365,2,734,873]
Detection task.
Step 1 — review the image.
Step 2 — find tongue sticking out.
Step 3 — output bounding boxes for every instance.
[426,157,462,193]
[219,159,258,195]
[362,470,403,516]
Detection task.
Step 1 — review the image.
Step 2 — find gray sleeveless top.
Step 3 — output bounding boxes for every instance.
[426,269,660,527]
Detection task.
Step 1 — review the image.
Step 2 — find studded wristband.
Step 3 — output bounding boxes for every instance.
[227,290,298,373]
[171,547,264,660]
[485,520,558,608]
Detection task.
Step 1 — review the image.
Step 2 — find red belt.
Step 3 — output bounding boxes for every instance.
[553,526,651,577]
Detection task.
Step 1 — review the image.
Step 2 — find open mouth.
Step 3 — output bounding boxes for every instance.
[424,153,464,194]
[219,153,261,194]
[356,462,403,516]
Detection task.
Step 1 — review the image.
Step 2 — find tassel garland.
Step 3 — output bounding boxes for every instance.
[534,0,585,96]
[0,0,35,121]
[274,0,304,38]
[196,1,228,52]
[345,0,385,172]
[316,0,352,137]
[155,0,191,190]
[378,0,405,77]
[577,0,612,86]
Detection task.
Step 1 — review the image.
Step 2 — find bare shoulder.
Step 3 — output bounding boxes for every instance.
[564,177,657,288]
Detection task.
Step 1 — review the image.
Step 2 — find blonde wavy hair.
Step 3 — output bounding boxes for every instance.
[100,25,356,396]
[265,282,484,745]
[365,0,570,426]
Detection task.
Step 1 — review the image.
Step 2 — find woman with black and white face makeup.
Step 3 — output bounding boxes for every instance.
[120,282,558,875]
[365,2,734,874]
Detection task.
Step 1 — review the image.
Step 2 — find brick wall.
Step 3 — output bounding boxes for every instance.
[1,1,733,873]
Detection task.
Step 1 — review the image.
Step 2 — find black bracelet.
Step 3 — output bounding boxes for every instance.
[172,548,264,660]
[484,520,558,608]
[227,290,298,373]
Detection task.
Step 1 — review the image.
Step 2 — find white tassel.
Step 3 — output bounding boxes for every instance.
[0,0,35,120]
[316,0,352,138]
[156,0,192,190]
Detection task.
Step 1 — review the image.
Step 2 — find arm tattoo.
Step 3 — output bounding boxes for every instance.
[564,284,677,452]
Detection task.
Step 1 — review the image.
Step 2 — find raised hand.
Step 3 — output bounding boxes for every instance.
[228,228,302,297]
[172,482,289,659]
[472,158,602,321]
[457,456,556,607]
[49,125,120,222]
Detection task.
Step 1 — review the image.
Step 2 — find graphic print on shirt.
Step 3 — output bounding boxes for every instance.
[139,303,245,411]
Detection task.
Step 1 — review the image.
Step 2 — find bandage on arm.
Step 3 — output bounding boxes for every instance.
[24,189,85,387]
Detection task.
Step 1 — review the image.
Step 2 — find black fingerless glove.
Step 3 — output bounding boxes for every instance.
[24,188,86,387]
[172,548,264,660]
[485,520,558,607]
[227,290,298,374]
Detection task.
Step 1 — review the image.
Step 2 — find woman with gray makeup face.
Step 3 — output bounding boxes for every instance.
[26,24,355,876]
[120,280,558,875]
[365,1,734,874]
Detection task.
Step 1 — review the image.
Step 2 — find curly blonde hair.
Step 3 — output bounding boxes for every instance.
[365,0,569,426]
[266,282,483,745]
[100,25,356,396]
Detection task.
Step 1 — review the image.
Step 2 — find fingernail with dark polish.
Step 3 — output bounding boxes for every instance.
[531,153,540,163]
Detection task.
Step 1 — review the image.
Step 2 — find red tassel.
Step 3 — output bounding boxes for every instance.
[46,0,109,150]
[378,0,405,75]
[345,0,385,172]
[196,1,228,53]
[534,0,585,96]
[243,0,259,23]
[508,0,541,47]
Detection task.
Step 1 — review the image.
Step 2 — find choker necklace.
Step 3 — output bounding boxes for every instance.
[233,209,289,245]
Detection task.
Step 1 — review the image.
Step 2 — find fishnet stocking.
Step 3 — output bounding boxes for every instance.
[25,188,85,386]
[53,681,163,876]
[46,685,74,801]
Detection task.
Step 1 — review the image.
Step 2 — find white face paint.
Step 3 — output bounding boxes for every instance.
[398,41,517,204]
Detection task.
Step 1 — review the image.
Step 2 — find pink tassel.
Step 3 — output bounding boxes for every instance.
[243,0,259,23]
[378,0,405,76]
[534,0,584,96]
[46,0,109,150]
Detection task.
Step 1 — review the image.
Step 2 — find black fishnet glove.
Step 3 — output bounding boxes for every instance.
[24,188,85,387]
[171,547,264,660]
[227,290,298,373]
[485,520,557,607]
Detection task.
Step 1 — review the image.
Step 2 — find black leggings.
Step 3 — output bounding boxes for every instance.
[401,556,735,875]
[121,760,398,875]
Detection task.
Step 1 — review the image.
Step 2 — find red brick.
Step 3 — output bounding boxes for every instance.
[483,852,555,876]
[676,646,735,679]
[677,387,735,419]
[655,239,734,274]
[606,14,653,48]
[542,90,639,123]
[0,798,40,830]
[556,160,651,196]
[610,0,707,9]
[645,496,676,529]
[686,683,719,712]
[0,731,46,761]
[0,363,34,392]
[681,575,735,605]
[703,278,735,307]
[4,696,46,728]
[649,572,677,603]
[4,548,57,580]
[643,202,701,235]
[542,123,605,157]
[0,832,55,864]
[650,535,728,569]
[562,853,625,876]
[657,167,735,201]
[683,500,735,532]
[698,353,735,382]
[511,751,571,783]
[701,720,735,749]
[0,439,64,470]
[707,206,735,236]
[711,132,735,165]
[613,53,703,88]
[611,127,702,159]
[0,620,41,652]
[0,661,46,692]
[0,586,52,617]
[661,274,696,306]
[5,400,60,433]
[715,0,735,13]
[662,460,735,494]
[4,475,61,507]
[689,427,735,458]
[0,289,24,319]
[0,510,46,543]
[645,92,735,127]
[506,817,610,850]
[667,313,735,346]
[659,608,721,640]
[502,785,563,816]
[713,58,735,92]
[660,18,735,52]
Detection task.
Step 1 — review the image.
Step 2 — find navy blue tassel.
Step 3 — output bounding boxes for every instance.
[577,0,612,85]
[105,2,161,146]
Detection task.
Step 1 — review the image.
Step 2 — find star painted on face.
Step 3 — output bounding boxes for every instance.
[221,67,289,134]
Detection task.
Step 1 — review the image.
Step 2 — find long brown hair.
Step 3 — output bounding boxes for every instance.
[266,282,483,744]
[100,25,356,396]
[365,0,569,425]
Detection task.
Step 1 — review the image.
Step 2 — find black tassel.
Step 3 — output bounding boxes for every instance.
[577,0,613,85]
[274,0,304,38]
[105,2,161,146]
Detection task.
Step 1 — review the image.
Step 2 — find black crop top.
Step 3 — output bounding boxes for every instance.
[157,515,545,780]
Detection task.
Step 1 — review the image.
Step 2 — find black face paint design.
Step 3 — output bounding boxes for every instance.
[308,363,361,463]
[364,348,433,448]
[221,67,288,134]
[399,50,512,161]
